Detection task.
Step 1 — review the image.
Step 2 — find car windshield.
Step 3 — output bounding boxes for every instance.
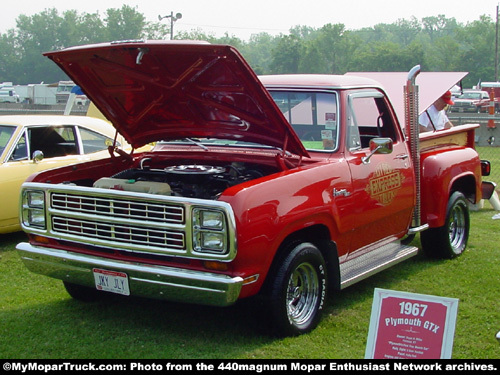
[0,125,16,158]
[269,91,339,151]
[459,92,481,99]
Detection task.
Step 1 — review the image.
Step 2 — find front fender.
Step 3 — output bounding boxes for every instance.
[219,161,350,297]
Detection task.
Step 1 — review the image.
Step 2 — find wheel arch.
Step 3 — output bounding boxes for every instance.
[422,172,478,228]
[420,147,481,228]
[262,224,340,293]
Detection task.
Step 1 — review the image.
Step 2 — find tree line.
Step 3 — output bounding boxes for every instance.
[0,5,497,88]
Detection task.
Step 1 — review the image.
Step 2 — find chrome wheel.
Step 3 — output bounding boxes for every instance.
[448,200,468,254]
[421,192,469,259]
[286,262,320,327]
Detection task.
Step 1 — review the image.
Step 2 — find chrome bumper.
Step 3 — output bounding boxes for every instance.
[16,242,243,306]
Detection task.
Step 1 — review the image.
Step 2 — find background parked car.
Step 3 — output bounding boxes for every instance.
[449,90,490,113]
[0,115,129,234]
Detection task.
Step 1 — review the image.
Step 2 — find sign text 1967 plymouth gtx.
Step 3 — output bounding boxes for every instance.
[16,41,488,336]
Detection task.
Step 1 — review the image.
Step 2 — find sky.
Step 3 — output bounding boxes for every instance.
[1,0,499,40]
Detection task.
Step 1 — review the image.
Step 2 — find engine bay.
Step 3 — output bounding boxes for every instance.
[94,160,272,200]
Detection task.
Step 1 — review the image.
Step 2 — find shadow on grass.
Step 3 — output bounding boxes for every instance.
[0,231,28,251]
[0,287,277,358]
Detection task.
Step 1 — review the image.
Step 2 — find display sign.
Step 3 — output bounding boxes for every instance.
[365,288,459,359]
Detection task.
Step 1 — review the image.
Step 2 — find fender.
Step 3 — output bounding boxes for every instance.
[420,146,481,228]
[220,161,351,297]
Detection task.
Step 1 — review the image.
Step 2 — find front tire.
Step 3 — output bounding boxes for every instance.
[266,242,327,336]
[421,191,470,259]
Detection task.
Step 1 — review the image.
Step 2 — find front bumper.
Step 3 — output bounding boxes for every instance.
[16,242,243,306]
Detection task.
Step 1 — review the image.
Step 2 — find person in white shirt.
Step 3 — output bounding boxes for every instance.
[419,90,454,132]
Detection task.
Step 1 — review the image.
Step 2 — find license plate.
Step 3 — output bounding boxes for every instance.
[93,268,130,296]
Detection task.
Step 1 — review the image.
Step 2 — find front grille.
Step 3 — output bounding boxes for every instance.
[21,182,236,261]
[49,191,187,254]
[52,216,186,249]
[51,193,184,224]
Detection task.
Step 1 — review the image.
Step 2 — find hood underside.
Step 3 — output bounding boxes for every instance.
[44,40,308,156]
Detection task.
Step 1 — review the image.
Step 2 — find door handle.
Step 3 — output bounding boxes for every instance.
[333,188,351,197]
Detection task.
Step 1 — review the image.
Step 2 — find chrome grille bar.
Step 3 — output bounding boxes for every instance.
[51,192,185,224]
[52,216,185,249]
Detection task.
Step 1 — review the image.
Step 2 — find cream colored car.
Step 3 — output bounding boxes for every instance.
[0,115,128,234]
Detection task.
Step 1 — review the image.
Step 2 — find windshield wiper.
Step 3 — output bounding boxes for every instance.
[182,138,209,151]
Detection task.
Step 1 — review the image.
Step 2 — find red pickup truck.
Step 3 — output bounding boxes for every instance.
[16,41,488,336]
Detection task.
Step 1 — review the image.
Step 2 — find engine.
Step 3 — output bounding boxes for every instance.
[95,162,267,200]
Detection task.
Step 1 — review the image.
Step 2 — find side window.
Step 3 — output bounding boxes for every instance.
[28,126,78,158]
[347,92,397,151]
[79,127,115,154]
[10,132,28,161]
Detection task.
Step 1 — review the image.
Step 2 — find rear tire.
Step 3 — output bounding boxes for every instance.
[421,191,470,259]
[266,242,327,336]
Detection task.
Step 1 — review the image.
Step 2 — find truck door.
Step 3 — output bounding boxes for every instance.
[344,90,415,253]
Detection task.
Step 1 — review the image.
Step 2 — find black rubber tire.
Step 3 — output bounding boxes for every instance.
[63,281,103,302]
[266,242,327,336]
[421,191,470,259]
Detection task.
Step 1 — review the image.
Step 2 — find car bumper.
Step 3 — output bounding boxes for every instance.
[16,242,243,306]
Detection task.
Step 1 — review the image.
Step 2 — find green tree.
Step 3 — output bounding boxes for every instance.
[455,15,497,85]
[422,35,462,72]
[352,40,424,72]
[240,33,278,75]
[14,8,68,83]
[421,14,459,41]
[2,6,149,84]
[0,30,20,82]
[269,34,303,73]
[315,23,349,74]
[104,5,145,41]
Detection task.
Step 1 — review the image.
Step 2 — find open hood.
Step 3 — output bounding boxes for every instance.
[44,40,308,157]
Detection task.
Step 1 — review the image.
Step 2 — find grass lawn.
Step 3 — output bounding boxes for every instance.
[1,205,499,359]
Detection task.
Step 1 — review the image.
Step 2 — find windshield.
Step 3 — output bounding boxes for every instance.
[0,125,16,158]
[159,91,339,152]
[269,91,338,151]
[459,92,481,99]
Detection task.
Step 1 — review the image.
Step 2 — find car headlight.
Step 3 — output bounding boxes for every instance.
[22,190,46,229]
[192,208,227,254]
[26,190,45,208]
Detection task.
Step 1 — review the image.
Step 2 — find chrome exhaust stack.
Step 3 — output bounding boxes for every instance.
[404,65,422,228]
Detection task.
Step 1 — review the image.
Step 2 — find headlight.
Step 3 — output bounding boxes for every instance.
[199,210,224,230]
[27,191,45,208]
[199,232,226,252]
[22,190,46,229]
[193,208,227,254]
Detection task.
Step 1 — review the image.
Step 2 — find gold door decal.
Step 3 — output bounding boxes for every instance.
[366,163,404,205]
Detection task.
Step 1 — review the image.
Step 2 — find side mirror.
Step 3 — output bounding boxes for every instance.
[362,138,393,164]
[32,150,44,163]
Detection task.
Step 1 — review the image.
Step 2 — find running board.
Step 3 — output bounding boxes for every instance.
[340,241,419,289]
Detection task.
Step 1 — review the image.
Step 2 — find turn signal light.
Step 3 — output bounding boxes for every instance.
[203,261,228,271]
